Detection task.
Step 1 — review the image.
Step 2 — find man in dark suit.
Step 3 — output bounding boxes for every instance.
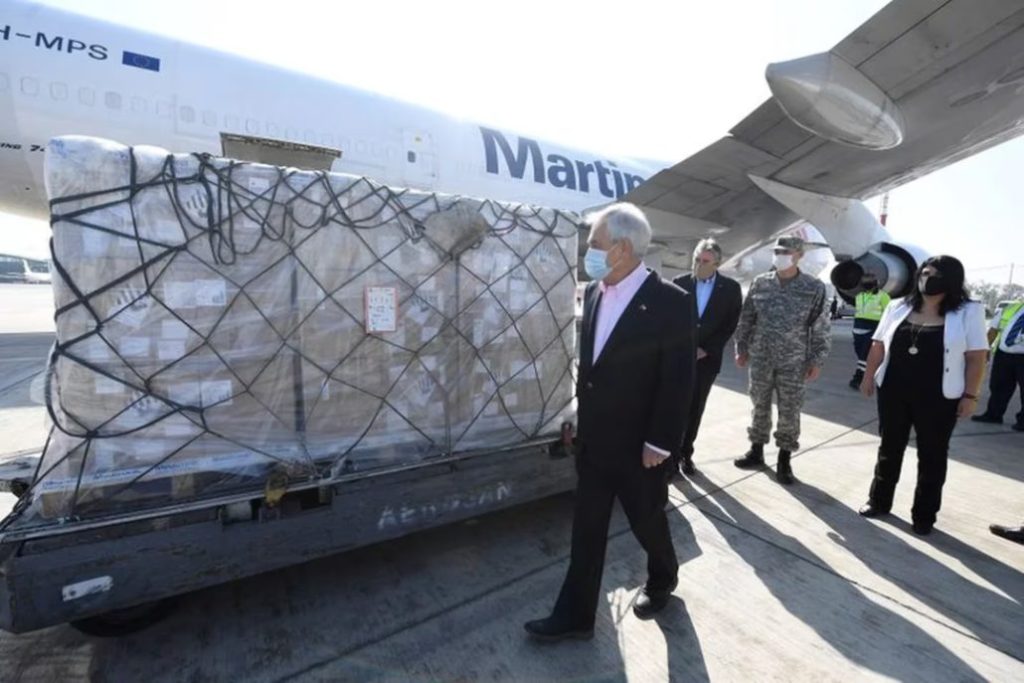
[672,238,743,476]
[524,203,696,642]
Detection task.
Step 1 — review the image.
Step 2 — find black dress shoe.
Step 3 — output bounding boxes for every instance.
[681,457,696,476]
[912,521,933,536]
[1012,423,1024,432]
[971,414,1002,424]
[523,617,594,642]
[990,524,1024,543]
[633,579,678,619]
[858,503,890,518]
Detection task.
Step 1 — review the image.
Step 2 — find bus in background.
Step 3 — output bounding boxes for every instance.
[0,254,51,284]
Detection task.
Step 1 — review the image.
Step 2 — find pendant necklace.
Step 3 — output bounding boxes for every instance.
[908,323,924,355]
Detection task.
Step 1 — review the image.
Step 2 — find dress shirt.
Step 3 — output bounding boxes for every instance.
[593,263,670,457]
[695,272,716,319]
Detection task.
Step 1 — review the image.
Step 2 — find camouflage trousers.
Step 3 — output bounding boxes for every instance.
[747,361,807,451]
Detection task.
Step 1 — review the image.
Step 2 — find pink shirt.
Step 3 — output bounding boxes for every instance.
[594,263,649,362]
[592,263,670,458]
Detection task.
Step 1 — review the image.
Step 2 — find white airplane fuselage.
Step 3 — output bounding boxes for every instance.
[0,1,663,222]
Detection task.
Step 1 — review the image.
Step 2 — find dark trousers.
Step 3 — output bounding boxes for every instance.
[552,456,679,628]
[869,385,959,526]
[852,330,874,381]
[677,358,718,462]
[983,350,1024,425]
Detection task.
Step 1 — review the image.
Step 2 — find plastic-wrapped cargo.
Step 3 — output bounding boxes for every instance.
[7,136,578,527]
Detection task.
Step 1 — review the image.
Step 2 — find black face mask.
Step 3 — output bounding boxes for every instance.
[862,280,878,291]
[919,274,944,296]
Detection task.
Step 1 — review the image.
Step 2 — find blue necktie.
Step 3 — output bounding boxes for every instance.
[1006,313,1024,347]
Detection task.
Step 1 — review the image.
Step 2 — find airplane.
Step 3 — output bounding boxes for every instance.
[3,0,1024,299]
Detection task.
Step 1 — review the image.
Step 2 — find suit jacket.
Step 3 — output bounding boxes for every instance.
[673,272,742,374]
[577,271,696,471]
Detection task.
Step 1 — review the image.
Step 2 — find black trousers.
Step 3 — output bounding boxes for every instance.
[869,385,959,526]
[552,456,678,628]
[677,358,718,462]
[983,350,1024,425]
[852,331,874,380]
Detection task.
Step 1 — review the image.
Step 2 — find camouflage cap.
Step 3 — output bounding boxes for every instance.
[773,235,805,252]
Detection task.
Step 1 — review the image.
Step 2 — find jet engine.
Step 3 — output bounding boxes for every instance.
[830,241,927,303]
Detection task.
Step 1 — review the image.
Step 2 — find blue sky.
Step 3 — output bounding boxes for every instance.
[6,0,1022,283]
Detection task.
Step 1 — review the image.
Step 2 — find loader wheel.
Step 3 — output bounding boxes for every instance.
[70,598,175,637]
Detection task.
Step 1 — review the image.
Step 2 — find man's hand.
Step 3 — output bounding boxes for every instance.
[859,376,875,398]
[697,347,708,360]
[642,445,670,469]
[735,352,749,368]
[805,366,821,382]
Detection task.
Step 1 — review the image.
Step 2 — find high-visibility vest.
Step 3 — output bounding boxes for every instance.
[855,291,890,322]
[993,301,1024,350]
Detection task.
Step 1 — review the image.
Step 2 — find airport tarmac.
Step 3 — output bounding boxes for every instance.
[0,282,1021,682]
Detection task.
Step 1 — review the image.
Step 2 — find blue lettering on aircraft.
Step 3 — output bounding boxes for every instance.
[480,127,645,199]
[0,25,110,60]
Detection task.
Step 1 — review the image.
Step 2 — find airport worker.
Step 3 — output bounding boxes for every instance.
[733,235,831,485]
[972,300,1024,431]
[671,238,742,476]
[524,203,696,641]
[849,275,891,389]
[858,256,988,535]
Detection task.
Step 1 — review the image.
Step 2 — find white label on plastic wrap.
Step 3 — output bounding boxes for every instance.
[95,375,123,395]
[365,286,398,333]
[79,337,113,361]
[169,382,201,405]
[248,177,270,195]
[161,319,189,340]
[82,230,109,257]
[195,280,227,307]
[163,421,198,437]
[149,218,182,244]
[62,576,113,603]
[164,281,195,309]
[201,380,233,407]
[157,339,186,361]
[118,336,150,358]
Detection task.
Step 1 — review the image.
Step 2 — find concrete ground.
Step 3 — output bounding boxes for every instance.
[0,284,1022,682]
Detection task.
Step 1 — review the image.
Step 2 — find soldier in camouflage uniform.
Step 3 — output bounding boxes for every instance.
[733,236,831,484]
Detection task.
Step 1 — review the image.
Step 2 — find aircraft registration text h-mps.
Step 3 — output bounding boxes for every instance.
[0,26,108,60]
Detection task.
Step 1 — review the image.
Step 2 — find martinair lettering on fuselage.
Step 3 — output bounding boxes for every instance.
[0,25,108,60]
[480,127,644,200]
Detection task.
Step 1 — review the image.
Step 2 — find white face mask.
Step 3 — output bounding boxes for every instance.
[772,253,795,271]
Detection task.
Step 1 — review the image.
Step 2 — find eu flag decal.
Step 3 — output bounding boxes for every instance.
[122,51,161,72]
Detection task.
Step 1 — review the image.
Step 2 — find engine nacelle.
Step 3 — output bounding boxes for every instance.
[831,242,928,303]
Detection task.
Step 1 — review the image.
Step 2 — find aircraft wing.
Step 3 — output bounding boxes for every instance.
[626,0,1024,271]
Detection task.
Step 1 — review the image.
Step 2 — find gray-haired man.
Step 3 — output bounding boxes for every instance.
[734,236,831,484]
[672,238,742,476]
[525,203,696,641]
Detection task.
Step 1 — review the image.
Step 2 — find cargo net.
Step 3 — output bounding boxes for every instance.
[4,137,578,529]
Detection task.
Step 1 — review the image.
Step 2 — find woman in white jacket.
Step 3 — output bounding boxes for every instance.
[858,256,988,535]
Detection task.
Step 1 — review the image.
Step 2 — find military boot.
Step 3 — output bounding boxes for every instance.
[734,443,765,470]
[776,449,794,485]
